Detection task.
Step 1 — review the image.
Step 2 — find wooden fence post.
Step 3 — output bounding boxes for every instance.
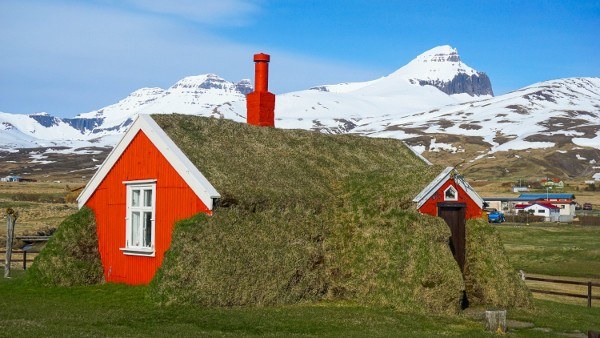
[589,281,593,308]
[4,208,18,278]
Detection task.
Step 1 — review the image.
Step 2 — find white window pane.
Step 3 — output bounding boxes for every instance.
[143,212,152,248]
[144,189,152,207]
[131,212,141,246]
[132,190,140,207]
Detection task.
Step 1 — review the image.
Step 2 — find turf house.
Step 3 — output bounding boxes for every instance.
[26,53,532,313]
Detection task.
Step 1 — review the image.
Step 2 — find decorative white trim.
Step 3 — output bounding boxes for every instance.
[125,182,156,252]
[412,167,484,209]
[443,185,458,201]
[123,179,157,185]
[77,114,220,210]
[403,141,433,166]
[119,247,156,257]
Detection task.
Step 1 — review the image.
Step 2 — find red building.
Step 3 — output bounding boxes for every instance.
[77,53,274,285]
[412,167,484,271]
[77,116,220,284]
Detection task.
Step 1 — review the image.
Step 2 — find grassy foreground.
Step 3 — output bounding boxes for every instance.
[1,274,599,337]
[495,223,600,278]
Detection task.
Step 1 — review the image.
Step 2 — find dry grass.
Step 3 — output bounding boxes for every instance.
[464,219,533,308]
[0,182,78,245]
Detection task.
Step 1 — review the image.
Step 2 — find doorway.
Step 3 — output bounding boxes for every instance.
[437,203,466,272]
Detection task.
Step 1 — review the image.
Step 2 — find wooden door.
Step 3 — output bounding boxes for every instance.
[437,204,466,272]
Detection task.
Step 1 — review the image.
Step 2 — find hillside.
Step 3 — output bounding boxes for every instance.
[1,46,598,181]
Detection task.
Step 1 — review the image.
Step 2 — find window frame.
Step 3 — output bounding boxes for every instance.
[443,185,458,201]
[121,179,157,257]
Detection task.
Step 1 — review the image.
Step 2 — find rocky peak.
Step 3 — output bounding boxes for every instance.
[169,74,252,95]
[394,45,494,96]
[235,79,253,95]
[414,45,461,63]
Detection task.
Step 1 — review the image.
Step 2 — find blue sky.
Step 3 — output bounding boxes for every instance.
[1,0,598,117]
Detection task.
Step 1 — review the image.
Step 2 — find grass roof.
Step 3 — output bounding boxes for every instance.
[153,114,435,211]
[150,115,470,313]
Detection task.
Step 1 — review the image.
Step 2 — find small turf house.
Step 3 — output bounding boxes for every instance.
[77,114,220,284]
[77,53,276,284]
[413,167,484,271]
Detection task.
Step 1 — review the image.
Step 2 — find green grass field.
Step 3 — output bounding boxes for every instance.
[0,273,598,337]
[495,223,600,279]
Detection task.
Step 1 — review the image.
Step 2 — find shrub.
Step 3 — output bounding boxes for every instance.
[26,207,103,286]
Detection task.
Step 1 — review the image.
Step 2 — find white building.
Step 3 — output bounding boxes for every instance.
[0,175,22,182]
[516,202,561,222]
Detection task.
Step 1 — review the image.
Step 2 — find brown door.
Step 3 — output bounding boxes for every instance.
[437,203,466,272]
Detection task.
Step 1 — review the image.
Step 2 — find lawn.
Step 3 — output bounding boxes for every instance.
[495,223,600,279]
[0,274,598,337]
[0,273,488,337]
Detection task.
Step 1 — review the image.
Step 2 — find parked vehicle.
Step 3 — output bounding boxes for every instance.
[583,203,593,211]
[488,210,506,223]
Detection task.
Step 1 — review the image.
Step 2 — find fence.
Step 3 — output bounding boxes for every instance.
[524,275,600,307]
[0,250,38,270]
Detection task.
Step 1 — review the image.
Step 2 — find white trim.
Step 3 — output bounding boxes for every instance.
[125,182,156,254]
[443,185,458,201]
[77,114,220,210]
[119,247,156,257]
[403,141,433,166]
[123,179,157,185]
[412,167,484,209]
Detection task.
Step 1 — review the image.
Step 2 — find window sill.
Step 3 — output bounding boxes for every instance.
[120,247,155,257]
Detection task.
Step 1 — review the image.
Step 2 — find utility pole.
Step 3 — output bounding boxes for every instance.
[4,208,18,278]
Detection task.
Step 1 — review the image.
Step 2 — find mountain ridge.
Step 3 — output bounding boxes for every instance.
[1,46,598,179]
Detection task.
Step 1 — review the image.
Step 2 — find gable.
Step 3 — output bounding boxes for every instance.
[77,115,220,209]
[412,167,484,209]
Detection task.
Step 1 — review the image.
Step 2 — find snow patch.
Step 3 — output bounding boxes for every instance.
[428,138,457,153]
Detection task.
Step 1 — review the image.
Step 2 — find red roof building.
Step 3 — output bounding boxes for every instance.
[412,168,484,272]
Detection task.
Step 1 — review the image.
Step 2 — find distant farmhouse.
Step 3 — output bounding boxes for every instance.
[0,175,37,182]
[485,193,576,222]
[540,177,564,189]
[515,202,561,222]
[0,175,22,182]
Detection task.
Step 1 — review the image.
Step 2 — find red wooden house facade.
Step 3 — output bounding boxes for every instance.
[77,115,220,285]
[412,167,484,271]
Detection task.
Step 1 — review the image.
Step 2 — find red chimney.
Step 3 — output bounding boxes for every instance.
[246,53,275,127]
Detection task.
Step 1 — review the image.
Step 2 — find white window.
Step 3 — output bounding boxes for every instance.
[121,180,156,256]
[444,185,458,201]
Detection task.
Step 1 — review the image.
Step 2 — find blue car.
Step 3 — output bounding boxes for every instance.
[488,210,505,223]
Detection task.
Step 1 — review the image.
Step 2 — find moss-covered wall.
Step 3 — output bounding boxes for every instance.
[26,207,103,286]
[464,219,533,308]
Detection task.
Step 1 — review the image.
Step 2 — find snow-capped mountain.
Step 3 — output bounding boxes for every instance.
[375,77,600,152]
[311,45,493,96]
[1,45,598,178]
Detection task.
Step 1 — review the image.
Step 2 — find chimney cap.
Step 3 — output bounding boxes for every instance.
[253,53,270,62]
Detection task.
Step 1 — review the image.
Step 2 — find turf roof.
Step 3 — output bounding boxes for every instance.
[152,114,437,211]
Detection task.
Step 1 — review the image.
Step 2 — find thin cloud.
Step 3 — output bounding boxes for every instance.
[0,0,381,117]
[122,0,262,25]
